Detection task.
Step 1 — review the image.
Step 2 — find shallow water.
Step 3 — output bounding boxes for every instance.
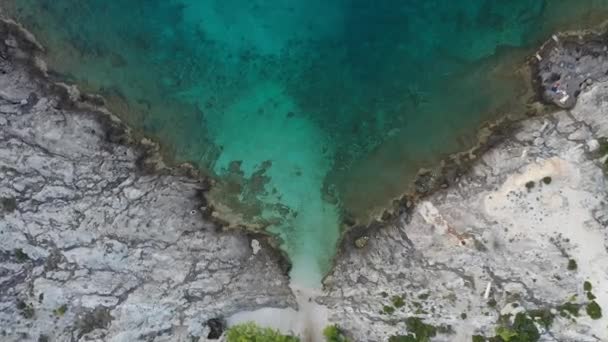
[5,0,608,286]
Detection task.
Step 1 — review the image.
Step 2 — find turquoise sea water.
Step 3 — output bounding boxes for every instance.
[5,0,608,286]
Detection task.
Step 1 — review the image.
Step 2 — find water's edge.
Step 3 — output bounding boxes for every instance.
[331,22,608,284]
[3,12,606,287]
[0,16,297,276]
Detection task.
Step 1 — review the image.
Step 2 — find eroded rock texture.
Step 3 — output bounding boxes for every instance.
[0,31,294,342]
[322,77,608,341]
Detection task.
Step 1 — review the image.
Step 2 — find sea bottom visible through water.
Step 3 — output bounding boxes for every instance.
[5,0,608,287]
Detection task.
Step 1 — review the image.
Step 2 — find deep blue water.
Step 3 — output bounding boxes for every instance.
[6,0,608,285]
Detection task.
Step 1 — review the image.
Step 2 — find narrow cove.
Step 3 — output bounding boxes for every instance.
[6,0,608,286]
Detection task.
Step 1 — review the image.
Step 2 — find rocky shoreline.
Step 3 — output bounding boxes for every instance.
[1,13,607,342]
[0,19,295,341]
[331,22,608,280]
[321,29,608,341]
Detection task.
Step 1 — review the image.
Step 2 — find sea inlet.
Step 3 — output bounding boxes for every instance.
[6,0,608,286]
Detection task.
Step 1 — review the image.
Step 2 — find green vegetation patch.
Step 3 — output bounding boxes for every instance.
[16,300,34,319]
[383,305,396,315]
[388,317,453,342]
[557,302,580,318]
[474,296,598,342]
[406,317,437,341]
[586,301,602,320]
[525,181,535,191]
[417,292,430,300]
[598,137,608,155]
[323,325,350,342]
[541,176,552,185]
[226,322,299,342]
[566,259,577,271]
[475,312,541,342]
[495,326,518,341]
[528,309,554,328]
[472,335,485,342]
[583,281,596,300]
[14,248,29,262]
[389,335,417,342]
[583,281,592,292]
[54,304,68,316]
[392,295,405,308]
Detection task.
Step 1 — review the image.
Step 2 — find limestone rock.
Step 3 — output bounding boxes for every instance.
[587,139,600,152]
[322,74,608,342]
[0,39,295,342]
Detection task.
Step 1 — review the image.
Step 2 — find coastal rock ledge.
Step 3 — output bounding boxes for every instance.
[0,25,295,341]
[321,45,608,341]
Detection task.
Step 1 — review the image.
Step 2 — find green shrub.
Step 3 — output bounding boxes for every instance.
[510,313,540,341]
[525,181,535,190]
[383,305,395,314]
[405,317,437,341]
[479,313,540,342]
[389,318,452,342]
[389,335,417,342]
[323,325,349,342]
[583,281,592,292]
[586,301,602,320]
[226,322,299,342]
[567,259,577,271]
[417,292,430,300]
[392,295,405,308]
[495,326,517,341]
[557,302,580,317]
[53,304,68,316]
[598,137,608,155]
[528,309,554,328]
[541,176,552,185]
[14,248,30,262]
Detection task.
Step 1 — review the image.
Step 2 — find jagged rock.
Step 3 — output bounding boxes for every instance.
[537,32,608,109]
[0,30,295,342]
